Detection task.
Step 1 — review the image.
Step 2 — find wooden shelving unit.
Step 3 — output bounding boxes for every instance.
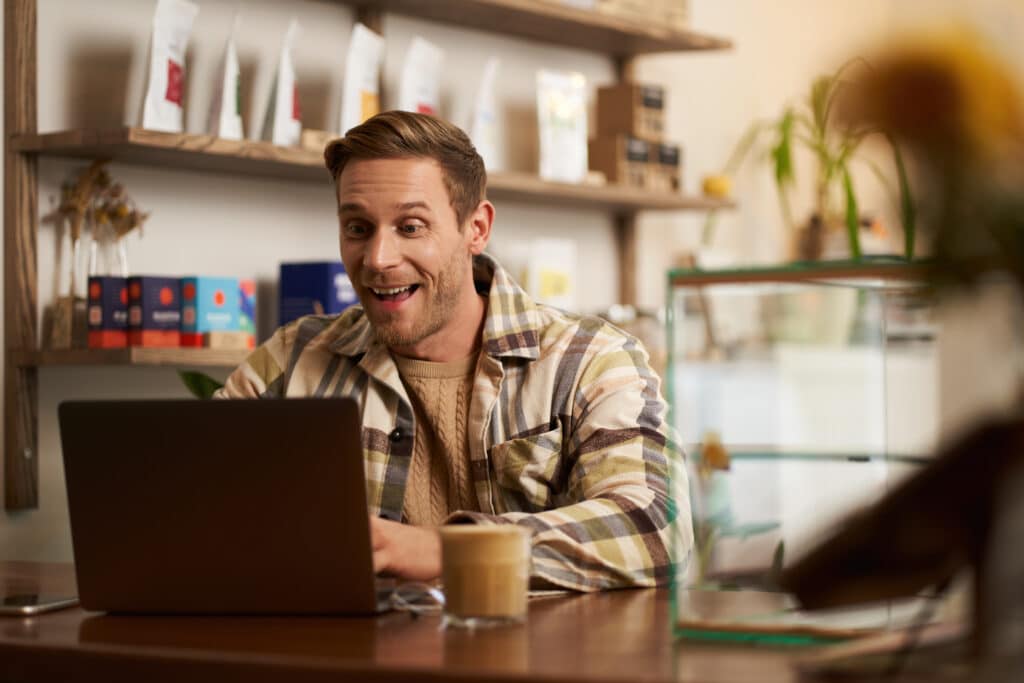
[340,0,731,56]
[13,128,734,213]
[4,0,733,509]
[13,348,250,369]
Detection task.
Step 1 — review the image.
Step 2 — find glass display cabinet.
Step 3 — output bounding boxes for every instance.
[666,258,941,641]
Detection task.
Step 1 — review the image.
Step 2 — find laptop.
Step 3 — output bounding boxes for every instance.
[59,398,390,615]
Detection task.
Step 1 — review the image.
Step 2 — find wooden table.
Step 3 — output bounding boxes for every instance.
[0,561,808,683]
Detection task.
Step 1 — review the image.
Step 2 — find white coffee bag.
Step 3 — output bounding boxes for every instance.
[208,13,244,140]
[469,57,501,171]
[142,0,199,133]
[536,69,588,183]
[262,19,302,146]
[397,37,443,116]
[339,23,384,134]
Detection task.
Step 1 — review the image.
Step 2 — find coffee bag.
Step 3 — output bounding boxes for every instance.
[339,23,384,134]
[142,0,199,133]
[262,19,302,146]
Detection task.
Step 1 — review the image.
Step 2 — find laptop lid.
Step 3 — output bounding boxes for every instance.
[59,398,379,615]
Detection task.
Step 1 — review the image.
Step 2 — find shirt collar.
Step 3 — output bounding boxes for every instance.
[329,253,542,361]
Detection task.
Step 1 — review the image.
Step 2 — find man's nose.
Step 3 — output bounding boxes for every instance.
[364,228,402,271]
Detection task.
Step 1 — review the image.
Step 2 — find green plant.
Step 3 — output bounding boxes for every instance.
[704,60,917,261]
[179,371,224,399]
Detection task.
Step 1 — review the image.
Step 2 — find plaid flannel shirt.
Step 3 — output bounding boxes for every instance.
[216,254,691,591]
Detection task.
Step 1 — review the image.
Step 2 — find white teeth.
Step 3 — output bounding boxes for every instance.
[371,285,413,295]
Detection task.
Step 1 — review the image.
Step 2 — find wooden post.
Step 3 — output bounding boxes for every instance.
[616,214,637,307]
[4,0,39,510]
[614,56,638,307]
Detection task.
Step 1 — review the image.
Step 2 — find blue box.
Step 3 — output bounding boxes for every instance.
[87,276,128,348]
[181,276,240,347]
[279,261,358,326]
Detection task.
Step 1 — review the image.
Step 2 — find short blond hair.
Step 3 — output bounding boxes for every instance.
[325,111,487,226]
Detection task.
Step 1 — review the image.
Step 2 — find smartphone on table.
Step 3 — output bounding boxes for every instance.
[0,593,79,616]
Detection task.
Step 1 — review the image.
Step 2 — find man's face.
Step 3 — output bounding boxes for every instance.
[337,157,485,353]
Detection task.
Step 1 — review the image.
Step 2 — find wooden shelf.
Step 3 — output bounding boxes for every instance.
[13,348,249,369]
[13,128,735,213]
[347,0,731,56]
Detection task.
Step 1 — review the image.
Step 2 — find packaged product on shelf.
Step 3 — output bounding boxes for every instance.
[588,135,654,189]
[597,0,688,29]
[536,69,588,183]
[279,261,358,326]
[180,276,240,347]
[238,278,257,349]
[653,143,682,192]
[299,129,332,154]
[397,37,444,116]
[522,238,578,312]
[141,0,199,133]
[339,23,384,134]
[87,276,128,349]
[469,57,501,171]
[127,276,181,347]
[596,83,665,142]
[204,330,252,350]
[261,19,302,147]
[208,12,244,140]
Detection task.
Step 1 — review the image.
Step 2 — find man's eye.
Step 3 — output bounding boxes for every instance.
[344,222,369,237]
[398,223,424,234]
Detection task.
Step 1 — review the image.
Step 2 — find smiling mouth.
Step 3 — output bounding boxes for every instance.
[369,284,420,302]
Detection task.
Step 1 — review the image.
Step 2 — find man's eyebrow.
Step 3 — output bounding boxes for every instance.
[338,201,430,214]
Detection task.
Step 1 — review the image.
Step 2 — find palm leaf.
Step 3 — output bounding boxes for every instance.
[771,109,796,187]
[723,120,773,175]
[809,75,832,136]
[842,165,862,259]
[179,371,224,400]
[889,136,917,260]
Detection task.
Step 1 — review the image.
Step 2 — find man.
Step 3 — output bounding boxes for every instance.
[218,111,690,591]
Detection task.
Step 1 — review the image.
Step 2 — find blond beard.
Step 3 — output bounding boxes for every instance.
[367,248,471,349]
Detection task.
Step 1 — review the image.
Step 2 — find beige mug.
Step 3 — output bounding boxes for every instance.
[439,525,532,628]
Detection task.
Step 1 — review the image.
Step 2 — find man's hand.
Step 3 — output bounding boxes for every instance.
[370,517,442,581]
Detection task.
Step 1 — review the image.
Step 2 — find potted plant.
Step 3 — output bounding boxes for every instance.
[702,60,917,262]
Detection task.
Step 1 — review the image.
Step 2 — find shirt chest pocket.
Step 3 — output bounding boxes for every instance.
[488,425,564,513]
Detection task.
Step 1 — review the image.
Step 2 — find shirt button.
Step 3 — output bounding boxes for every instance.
[389,428,403,443]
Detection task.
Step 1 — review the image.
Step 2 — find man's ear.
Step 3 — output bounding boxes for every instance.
[465,200,495,255]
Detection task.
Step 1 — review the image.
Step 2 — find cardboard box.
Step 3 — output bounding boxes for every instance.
[598,0,688,30]
[279,262,359,326]
[204,330,253,350]
[87,276,128,348]
[239,279,257,349]
[597,83,665,141]
[180,276,240,347]
[652,143,682,193]
[588,135,654,188]
[127,276,181,347]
